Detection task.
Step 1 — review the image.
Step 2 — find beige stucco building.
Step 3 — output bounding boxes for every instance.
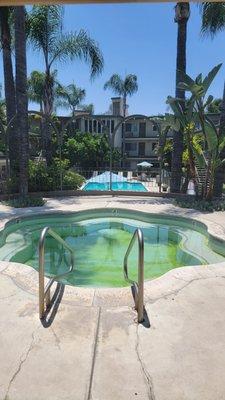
[74,97,162,170]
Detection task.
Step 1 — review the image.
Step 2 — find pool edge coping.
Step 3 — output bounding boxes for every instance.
[0,203,225,308]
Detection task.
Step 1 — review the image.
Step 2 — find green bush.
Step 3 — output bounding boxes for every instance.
[28,160,54,191]
[174,198,225,212]
[2,196,46,208]
[28,159,85,192]
[62,170,85,190]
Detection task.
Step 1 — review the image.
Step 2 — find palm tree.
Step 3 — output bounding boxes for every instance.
[28,69,62,153]
[28,70,46,114]
[28,70,60,113]
[171,2,190,193]
[104,74,138,118]
[0,6,17,175]
[104,74,138,165]
[201,2,225,197]
[28,5,104,165]
[80,103,94,114]
[15,6,29,197]
[57,83,86,117]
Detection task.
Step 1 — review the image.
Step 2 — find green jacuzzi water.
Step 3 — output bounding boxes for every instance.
[0,209,225,287]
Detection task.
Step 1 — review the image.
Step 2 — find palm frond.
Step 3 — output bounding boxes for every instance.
[28,5,63,60]
[104,73,138,97]
[104,74,124,95]
[201,2,225,36]
[124,74,138,96]
[50,30,104,77]
[56,83,86,110]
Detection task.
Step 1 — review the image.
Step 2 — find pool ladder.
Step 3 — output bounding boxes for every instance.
[39,227,75,319]
[38,227,144,323]
[123,228,144,323]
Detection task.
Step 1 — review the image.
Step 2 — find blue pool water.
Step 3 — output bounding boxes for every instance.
[83,181,148,192]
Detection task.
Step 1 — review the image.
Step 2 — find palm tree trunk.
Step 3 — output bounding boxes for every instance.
[15,6,29,197]
[213,81,225,198]
[171,2,190,193]
[0,7,17,176]
[121,94,126,168]
[43,69,54,166]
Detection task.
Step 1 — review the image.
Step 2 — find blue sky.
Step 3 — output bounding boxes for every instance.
[1,3,225,116]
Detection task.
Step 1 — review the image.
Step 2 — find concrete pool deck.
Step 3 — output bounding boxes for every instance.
[0,195,225,400]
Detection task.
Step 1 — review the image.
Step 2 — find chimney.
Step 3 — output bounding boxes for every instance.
[111,97,124,116]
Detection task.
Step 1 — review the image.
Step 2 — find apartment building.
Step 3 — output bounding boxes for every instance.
[123,118,160,170]
[59,98,222,171]
[73,97,161,170]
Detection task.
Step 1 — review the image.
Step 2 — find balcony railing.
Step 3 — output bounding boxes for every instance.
[124,132,158,139]
[125,153,158,159]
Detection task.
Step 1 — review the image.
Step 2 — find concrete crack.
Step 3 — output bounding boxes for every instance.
[136,325,155,400]
[86,307,101,400]
[0,293,17,300]
[4,328,37,399]
[146,275,223,305]
[2,269,35,296]
[51,326,61,350]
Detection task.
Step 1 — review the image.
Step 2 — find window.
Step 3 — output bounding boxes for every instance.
[132,123,138,132]
[139,122,146,137]
[125,123,132,132]
[153,124,157,131]
[89,120,92,133]
[111,119,114,133]
[125,143,137,151]
[93,120,97,132]
[152,142,157,151]
[98,121,101,133]
[85,119,88,132]
[139,142,145,156]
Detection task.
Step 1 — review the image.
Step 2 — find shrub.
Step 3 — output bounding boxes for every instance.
[62,170,85,190]
[2,196,46,208]
[28,159,85,192]
[174,198,225,212]
[28,160,54,191]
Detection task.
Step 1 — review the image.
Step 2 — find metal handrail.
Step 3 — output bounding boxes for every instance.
[39,226,75,319]
[123,228,144,323]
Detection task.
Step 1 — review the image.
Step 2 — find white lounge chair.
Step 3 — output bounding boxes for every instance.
[127,171,133,181]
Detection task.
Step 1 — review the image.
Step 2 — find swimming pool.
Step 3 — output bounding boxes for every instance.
[0,209,224,288]
[83,181,147,191]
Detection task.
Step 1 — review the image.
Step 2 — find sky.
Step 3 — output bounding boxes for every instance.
[1,3,225,116]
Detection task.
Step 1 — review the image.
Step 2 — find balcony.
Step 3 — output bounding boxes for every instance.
[124,132,159,139]
[125,152,158,159]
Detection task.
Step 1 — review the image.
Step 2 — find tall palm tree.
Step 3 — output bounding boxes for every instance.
[28,5,104,165]
[201,2,225,198]
[171,2,190,193]
[104,74,138,164]
[57,83,86,117]
[15,6,29,197]
[0,6,17,175]
[104,74,138,118]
